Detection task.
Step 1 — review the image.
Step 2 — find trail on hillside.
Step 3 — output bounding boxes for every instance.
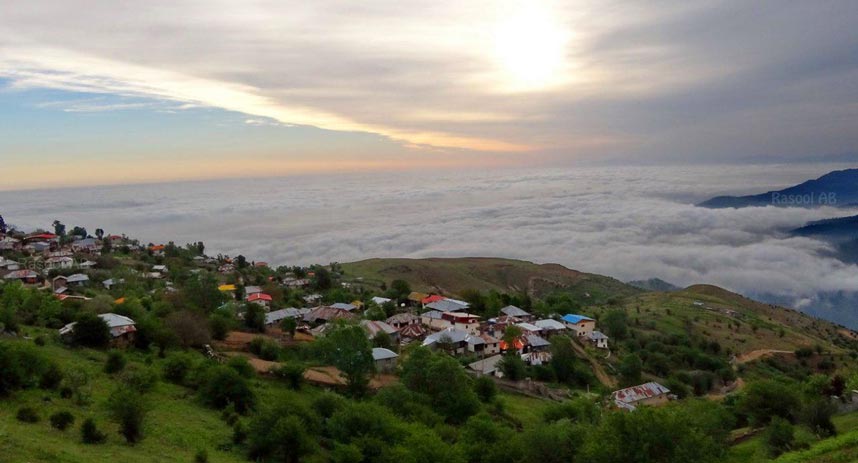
[735,349,794,364]
[570,339,617,388]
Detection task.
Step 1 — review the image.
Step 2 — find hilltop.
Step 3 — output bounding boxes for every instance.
[341,257,643,303]
[698,168,858,208]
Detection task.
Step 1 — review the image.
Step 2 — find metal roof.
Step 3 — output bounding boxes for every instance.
[372,348,399,361]
[534,319,566,330]
[611,382,670,404]
[561,314,595,324]
[500,305,531,317]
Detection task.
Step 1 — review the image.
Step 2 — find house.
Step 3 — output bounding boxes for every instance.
[0,237,20,251]
[386,312,420,329]
[78,260,97,269]
[421,294,446,305]
[371,296,392,306]
[152,265,168,273]
[515,322,543,336]
[360,320,400,343]
[66,274,90,286]
[524,335,551,352]
[303,306,356,325]
[422,327,488,356]
[561,314,596,338]
[245,286,263,296]
[500,305,532,321]
[421,310,448,331]
[247,293,273,308]
[303,293,322,305]
[265,308,304,326]
[407,292,430,305]
[372,348,399,373]
[102,278,124,290]
[3,270,40,284]
[479,333,501,355]
[611,382,671,411]
[534,319,566,337]
[0,257,20,271]
[425,299,468,313]
[588,330,609,349]
[398,324,428,343]
[71,238,99,253]
[443,312,481,334]
[330,302,358,312]
[149,244,166,256]
[468,354,505,377]
[59,313,137,346]
[45,256,74,270]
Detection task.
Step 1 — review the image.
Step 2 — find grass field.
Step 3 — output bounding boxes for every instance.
[724,413,858,463]
[0,333,305,463]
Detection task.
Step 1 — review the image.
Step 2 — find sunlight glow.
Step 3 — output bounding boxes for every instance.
[493,2,569,92]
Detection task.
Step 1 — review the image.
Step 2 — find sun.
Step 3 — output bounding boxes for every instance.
[493,3,569,91]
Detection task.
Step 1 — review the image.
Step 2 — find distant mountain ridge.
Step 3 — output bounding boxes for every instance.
[626,277,680,292]
[790,214,858,265]
[698,168,858,208]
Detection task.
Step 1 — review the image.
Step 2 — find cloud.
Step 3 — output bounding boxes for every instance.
[3,163,858,326]
[1,1,857,162]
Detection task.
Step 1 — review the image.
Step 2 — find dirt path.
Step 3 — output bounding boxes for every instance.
[735,349,794,364]
[570,338,617,388]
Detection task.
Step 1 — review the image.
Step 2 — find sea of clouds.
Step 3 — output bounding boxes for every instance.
[3,163,857,326]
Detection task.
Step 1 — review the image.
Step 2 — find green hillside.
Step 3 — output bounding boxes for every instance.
[342,257,642,302]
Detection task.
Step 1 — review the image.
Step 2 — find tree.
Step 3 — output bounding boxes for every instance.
[313,267,332,291]
[182,274,224,312]
[601,310,629,340]
[71,313,111,348]
[104,350,126,374]
[53,220,66,237]
[549,335,578,384]
[801,398,837,437]
[401,348,480,423]
[80,418,107,444]
[95,228,104,240]
[389,279,411,300]
[738,380,802,426]
[473,376,498,403]
[107,387,148,444]
[0,214,6,235]
[248,398,320,463]
[280,317,297,337]
[764,417,795,458]
[243,303,266,333]
[499,354,527,381]
[320,324,375,396]
[165,311,211,348]
[236,255,248,269]
[70,226,87,238]
[198,366,255,413]
[618,353,642,386]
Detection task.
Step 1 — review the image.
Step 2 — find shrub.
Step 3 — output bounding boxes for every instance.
[50,411,75,430]
[108,387,148,444]
[198,366,255,413]
[473,376,498,403]
[232,421,248,444]
[104,350,126,374]
[227,356,256,379]
[34,335,47,346]
[16,407,39,423]
[271,363,305,390]
[162,353,194,384]
[765,417,795,458]
[39,363,64,390]
[194,449,208,463]
[81,418,107,444]
[0,343,54,395]
[249,337,280,361]
[72,313,111,348]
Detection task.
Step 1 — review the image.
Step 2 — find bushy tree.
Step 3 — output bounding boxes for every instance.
[50,411,75,430]
[319,324,375,396]
[248,397,320,463]
[80,418,107,444]
[473,376,498,403]
[104,350,126,374]
[107,387,148,443]
[198,366,255,413]
[738,380,801,426]
[601,309,629,340]
[619,353,642,386]
[764,417,795,458]
[72,313,111,348]
[401,348,480,424]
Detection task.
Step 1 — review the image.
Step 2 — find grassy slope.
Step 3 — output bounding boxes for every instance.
[0,332,261,463]
[341,257,642,302]
[611,285,852,355]
[725,413,858,463]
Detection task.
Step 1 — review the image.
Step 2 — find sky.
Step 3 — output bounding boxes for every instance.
[1,1,858,189]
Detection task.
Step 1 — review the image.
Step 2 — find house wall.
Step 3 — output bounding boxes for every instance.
[569,320,595,337]
[375,358,398,374]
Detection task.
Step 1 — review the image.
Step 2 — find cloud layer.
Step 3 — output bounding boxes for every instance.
[2,0,858,160]
[2,164,857,324]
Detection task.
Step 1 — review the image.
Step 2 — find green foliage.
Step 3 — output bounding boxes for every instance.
[71,313,111,348]
[271,363,305,390]
[248,397,320,463]
[193,449,208,463]
[243,304,266,333]
[521,419,585,463]
[473,375,498,403]
[0,342,58,395]
[601,309,629,340]
[319,324,375,396]
[104,350,126,374]
[400,348,479,424]
[226,355,255,379]
[542,397,600,424]
[162,352,195,384]
[107,387,148,443]
[197,365,255,413]
[248,337,280,361]
[800,399,837,437]
[119,364,159,393]
[457,413,522,463]
[16,406,39,423]
[80,418,107,444]
[738,380,802,426]
[499,354,527,381]
[50,411,75,430]
[619,353,643,386]
[765,417,796,458]
[280,316,297,335]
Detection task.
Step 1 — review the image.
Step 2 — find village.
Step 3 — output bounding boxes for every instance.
[0,217,671,411]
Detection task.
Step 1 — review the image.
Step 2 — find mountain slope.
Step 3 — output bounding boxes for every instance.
[341,257,643,302]
[698,168,858,208]
[627,277,680,292]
